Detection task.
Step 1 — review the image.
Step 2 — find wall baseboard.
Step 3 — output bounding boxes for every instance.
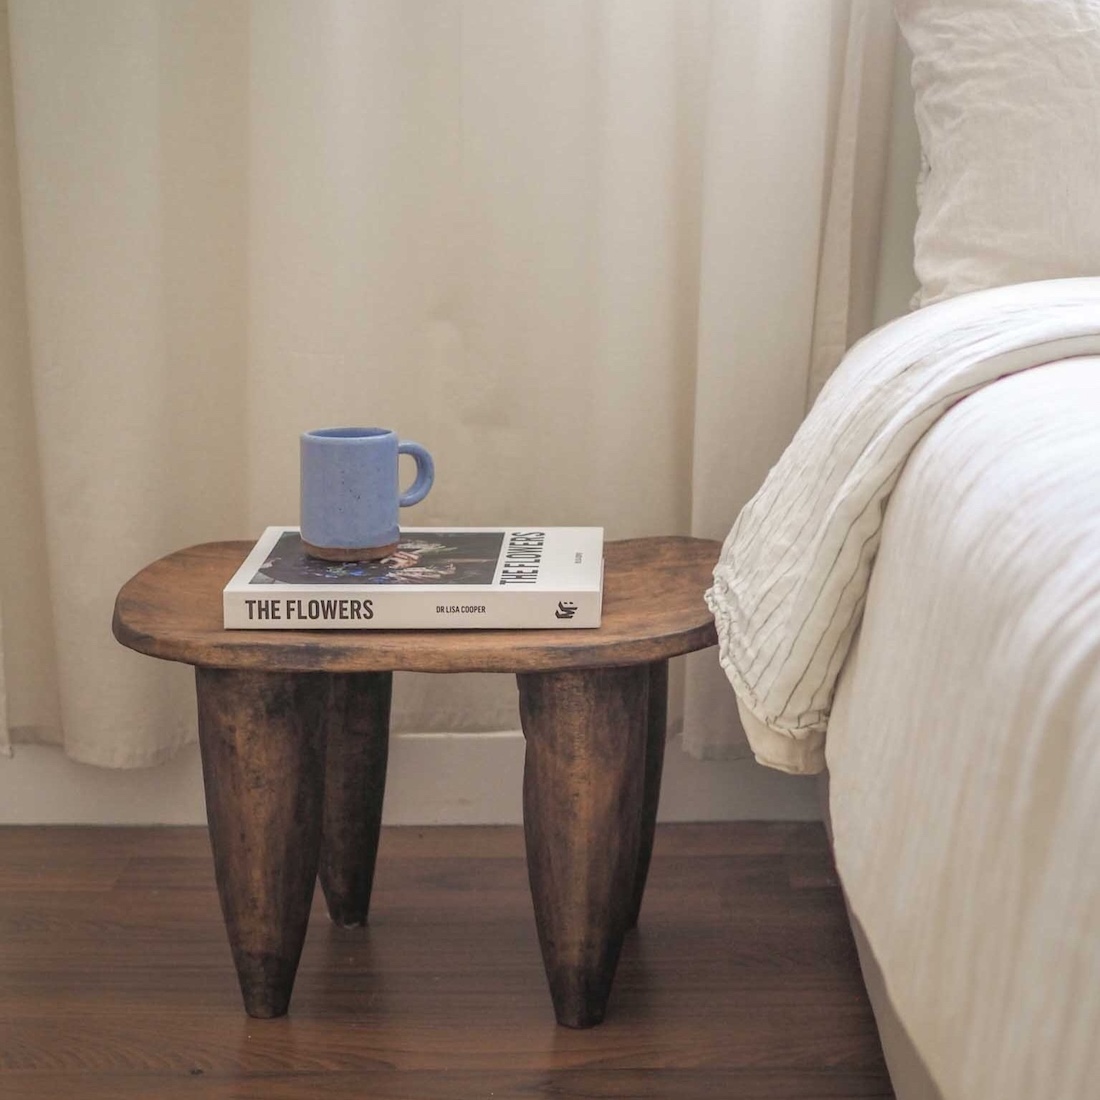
[0,732,820,825]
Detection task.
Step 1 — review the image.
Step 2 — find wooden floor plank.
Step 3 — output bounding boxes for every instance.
[0,1070,897,1100]
[0,823,894,1098]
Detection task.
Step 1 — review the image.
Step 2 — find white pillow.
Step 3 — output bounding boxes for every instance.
[896,0,1100,307]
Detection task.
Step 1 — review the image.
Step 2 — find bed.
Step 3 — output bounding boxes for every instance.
[708,4,1100,1097]
[827,351,1100,1100]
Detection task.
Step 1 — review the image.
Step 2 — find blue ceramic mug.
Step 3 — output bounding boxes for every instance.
[300,427,434,561]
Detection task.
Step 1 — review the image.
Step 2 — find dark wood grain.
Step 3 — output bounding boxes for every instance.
[518,666,648,1028]
[319,672,392,928]
[628,659,669,929]
[112,537,720,673]
[196,668,329,1018]
[0,1072,896,1100]
[0,824,893,1098]
[113,535,722,1027]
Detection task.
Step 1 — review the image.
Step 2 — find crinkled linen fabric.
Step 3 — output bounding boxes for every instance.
[827,355,1100,1100]
[706,278,1100,774]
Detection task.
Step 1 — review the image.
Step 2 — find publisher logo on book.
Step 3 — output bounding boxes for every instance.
[555,601,578,620]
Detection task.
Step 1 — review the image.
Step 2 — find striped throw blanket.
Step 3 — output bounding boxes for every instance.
[706,278,1100,774]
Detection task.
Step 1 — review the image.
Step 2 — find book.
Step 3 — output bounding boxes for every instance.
[223,526,604,630]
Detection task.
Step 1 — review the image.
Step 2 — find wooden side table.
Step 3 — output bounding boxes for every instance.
[113,536,719,1028]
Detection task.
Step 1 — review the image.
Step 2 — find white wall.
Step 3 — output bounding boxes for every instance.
[0,731,819,825]
[874,35,920,328]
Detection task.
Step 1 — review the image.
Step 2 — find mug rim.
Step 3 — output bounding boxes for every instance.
[303,426,393,441]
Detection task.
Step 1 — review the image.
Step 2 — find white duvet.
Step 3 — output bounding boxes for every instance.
[709,277,1100,1099]
[707,277,1100,774]
[829,354,1100,1100]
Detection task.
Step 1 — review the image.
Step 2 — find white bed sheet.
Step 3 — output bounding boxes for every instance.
[826,357,1100,1100]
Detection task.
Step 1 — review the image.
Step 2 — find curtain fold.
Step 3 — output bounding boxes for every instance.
[1,0,896,766]
[682,0,896,756]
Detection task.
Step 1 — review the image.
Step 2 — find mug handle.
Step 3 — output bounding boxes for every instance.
[398,441,434,507]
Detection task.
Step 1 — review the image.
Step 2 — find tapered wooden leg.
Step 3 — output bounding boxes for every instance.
[319,672,392,927]
[517,665,648,1028]
[195,668,329,1018]
[627,659,669,929]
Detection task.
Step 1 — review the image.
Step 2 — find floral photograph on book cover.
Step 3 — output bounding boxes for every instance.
[252,531,506,586]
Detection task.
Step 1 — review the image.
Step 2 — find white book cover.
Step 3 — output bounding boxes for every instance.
[223,526,604,630]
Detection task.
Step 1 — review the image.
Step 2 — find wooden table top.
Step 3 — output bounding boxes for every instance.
[112,537,721,674]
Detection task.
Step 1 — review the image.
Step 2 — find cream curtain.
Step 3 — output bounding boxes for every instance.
[0,0,897,767]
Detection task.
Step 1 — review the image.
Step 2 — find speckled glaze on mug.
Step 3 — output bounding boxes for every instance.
[299,427,434,561]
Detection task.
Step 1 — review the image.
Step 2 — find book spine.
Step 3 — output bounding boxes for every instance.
[223,589,602,630]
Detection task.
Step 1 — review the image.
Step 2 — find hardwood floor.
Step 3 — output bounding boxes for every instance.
[0,822,893,1099]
